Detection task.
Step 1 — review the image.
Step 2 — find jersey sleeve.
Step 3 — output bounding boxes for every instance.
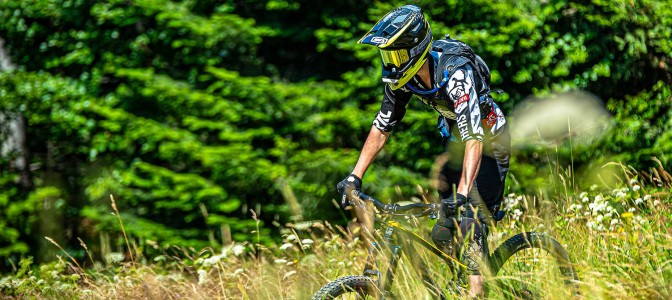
[445,65,484,142]
[372,84,413,132]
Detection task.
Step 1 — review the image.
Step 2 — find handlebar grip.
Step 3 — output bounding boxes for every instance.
[353,191,385,209]
[353,190,369,201]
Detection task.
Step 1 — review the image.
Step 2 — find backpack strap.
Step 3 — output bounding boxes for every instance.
[431,37,491,96]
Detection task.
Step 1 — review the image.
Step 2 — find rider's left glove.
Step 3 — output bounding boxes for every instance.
[336,174,362,208]
[440,193,468,219]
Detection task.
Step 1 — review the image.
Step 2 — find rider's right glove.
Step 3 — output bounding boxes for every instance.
[336,174,362,208]
[440,193,468,219]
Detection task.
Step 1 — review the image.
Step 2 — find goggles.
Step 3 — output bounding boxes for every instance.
[380,49,410,68]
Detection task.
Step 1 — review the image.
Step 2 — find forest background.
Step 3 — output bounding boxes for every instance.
[0,0,670,272]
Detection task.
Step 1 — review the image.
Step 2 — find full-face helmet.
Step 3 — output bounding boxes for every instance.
[358,5,432,90]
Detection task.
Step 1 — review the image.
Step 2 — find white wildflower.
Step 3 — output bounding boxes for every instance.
[596,215,603,223]
[569,218,575,223]
[629,178,638,184]
[616,191,627,198]
[632,185,641,192]
[106,252,124,264]
[582,197,589,203]
[621,187,629,193]
[610,219,618,225]
[580,192,588,198]
[653,200,661,206]
[280,243,294,250]
[590,184,598,191]
[628,207,635,212]
[274,259,288,264]
[595,195,603,201]
[635,198,644,205]
[286,234,297,241]
[643,195,652,201]
[301,239,314,245]
[202,255,222,267]
[232,244,245,256]
[586,221,595,229]
[197,270,208,285]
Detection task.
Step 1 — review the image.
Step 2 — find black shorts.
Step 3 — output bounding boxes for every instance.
[439,124,510,217]
[432,124,510,275]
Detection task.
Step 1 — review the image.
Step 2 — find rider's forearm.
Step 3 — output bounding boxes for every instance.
[457,139,483,196]
[352,126,390,179]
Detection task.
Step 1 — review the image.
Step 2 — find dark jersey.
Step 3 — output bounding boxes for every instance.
[372,40,507,143]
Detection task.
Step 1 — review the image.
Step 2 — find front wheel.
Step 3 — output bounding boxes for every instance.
[312,275,380,300]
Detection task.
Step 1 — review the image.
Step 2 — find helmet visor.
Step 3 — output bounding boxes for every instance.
[380,48,410,68]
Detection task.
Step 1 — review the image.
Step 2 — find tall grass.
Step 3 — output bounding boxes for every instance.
[1,166,670,299]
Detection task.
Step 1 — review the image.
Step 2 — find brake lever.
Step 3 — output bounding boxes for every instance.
[385,203,400,213]
[428,203,440,219]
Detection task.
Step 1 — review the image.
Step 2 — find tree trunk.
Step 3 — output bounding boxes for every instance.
[0,37,31,190]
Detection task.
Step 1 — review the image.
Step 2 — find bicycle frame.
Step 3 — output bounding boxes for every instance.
[313,191,579,300]
[360,214,467,299]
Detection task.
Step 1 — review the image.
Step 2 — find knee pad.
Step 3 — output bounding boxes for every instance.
[431,223,454,252]
[459,217,484,241]
[458,216,489,275]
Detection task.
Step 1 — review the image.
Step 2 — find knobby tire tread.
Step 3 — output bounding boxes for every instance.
[312,275,377,300]
[488,231,579,292]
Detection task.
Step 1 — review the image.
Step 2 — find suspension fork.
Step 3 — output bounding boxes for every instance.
[361,224,402,298]
[382,224,402,297]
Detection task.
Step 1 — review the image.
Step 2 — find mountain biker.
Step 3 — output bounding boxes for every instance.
[336,5,511,298]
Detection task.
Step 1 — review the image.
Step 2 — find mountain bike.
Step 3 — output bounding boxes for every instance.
[312,190,578,299]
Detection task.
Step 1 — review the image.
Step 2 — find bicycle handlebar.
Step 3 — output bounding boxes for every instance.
[353,191,439,218]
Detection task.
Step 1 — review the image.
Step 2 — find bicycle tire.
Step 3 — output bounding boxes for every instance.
[487,232,578,298]
[312,275,378,300]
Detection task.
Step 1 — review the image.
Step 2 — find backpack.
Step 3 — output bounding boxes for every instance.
[431,36,491,97]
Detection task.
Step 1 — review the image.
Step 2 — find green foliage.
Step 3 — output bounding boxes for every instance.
[0,257,80,298]
[0,0,670,269]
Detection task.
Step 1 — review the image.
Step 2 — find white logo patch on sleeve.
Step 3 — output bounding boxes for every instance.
[447,70,473,113]
[373,110,392,130]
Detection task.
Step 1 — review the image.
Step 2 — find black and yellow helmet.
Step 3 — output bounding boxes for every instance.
[358,5,432,90]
